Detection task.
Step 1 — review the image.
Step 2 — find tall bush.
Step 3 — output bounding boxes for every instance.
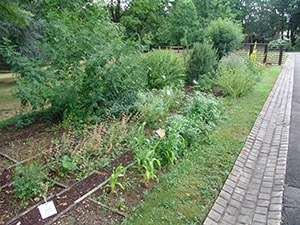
[141,50,185,89]
[214,53,260,97]
[1,8,147,126]
[185,41,217,85]
[205,19,244,59]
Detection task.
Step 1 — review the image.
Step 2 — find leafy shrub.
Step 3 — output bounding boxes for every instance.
[157,126,186,166]
[184,92,222,128]
[132,123,161,183]
[185,41,217,85]
[269,39,293,52]
[167,92,222,146]
[1,10,147,127]
[294,38,300,51]
[13,163,47,202]
[214,53,259,97]
[82,51,147,119]
[205,19,244,59]
[135,86,185,127]
[141,50,185,89]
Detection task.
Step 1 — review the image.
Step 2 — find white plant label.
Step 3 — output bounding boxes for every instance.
[38,200,57,219]
[156,128,165,138]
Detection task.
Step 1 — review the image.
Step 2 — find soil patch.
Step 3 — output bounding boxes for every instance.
[0,120,161,225]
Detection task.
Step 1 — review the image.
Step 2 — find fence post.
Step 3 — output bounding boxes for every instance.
[278,45,284,66]
[263,44,268,64]
[249,44,254,56]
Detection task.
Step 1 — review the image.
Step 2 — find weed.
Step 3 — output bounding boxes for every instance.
[13,163,48,204]
[50,117,133,179]
[135,86,185,128]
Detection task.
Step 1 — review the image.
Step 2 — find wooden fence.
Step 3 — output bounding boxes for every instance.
[238,43,285,66]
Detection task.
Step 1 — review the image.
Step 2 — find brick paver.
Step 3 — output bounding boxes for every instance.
[203,54,294,225]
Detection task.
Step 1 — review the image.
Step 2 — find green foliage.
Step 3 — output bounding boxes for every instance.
[185,42,217,85]
[106,163,126,194]
[268,39,293,52]
[157,0,200,46]
[214,53,261,97]
[294,38,300,51]
[205,19,244,59]
[1,8,147,127]
[0,1,33,27]
[157,127,186,166]
[13,163,48,203]
[184,92,222,128]
[194,0,236,24]
[132,123,161,183]
[119,0,167,45]
[135,86,185,127]
[167,92,222,146]
[142,50,185,89]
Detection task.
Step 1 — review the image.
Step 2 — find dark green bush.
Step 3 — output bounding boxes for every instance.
[1,10,148,127]
[185,41,217,85]
[205,19,244,59]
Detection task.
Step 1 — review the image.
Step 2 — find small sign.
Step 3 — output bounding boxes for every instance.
[38,200,57,220]
[156,128,165,138]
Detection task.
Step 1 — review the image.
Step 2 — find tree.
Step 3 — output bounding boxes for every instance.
[0,1,32,27]
[287,0,300,46]
[158,0,200,46]
[0,1,148,124]
[205,19,244,59]
[119,0,168,45]
[193,0,235,25]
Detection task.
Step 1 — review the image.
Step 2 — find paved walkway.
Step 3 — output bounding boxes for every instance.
[203,54,294,225]
[282,53,300,224]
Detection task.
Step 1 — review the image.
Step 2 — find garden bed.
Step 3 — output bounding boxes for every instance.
[0,122,146,225]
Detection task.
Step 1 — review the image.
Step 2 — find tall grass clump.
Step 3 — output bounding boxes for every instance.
[185,41,217,85]
[141,50,185,89]
[214,53,261,97]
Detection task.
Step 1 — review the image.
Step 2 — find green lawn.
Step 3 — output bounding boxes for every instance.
[123,66,281,224]
[0,73,19,121]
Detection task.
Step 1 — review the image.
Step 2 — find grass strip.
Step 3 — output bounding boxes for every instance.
[123,66,281,225]
[0,73,19,121]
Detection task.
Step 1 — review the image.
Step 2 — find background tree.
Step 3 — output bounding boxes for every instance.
[0,1,32,27]
[193,0,235,25]
[158,0,200,46]
[120,0,167,45]
[205,19,244,59]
